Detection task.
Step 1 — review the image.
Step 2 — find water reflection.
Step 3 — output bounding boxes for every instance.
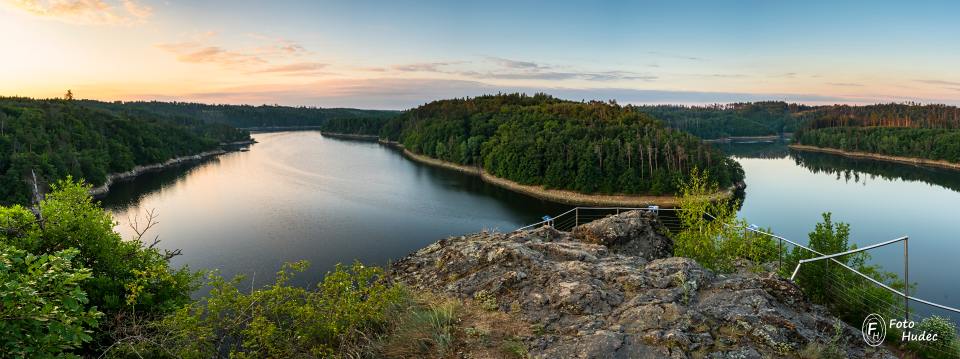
[714,141,790,159]
[791,150,960,193]
[721,141,960,194]
[103,131,569,289]
[727,141,960,322]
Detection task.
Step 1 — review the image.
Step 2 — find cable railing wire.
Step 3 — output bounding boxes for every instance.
[515,206,960,318]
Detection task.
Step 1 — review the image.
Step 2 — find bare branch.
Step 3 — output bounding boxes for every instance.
[128,208,160,243]
[127,209,183,261]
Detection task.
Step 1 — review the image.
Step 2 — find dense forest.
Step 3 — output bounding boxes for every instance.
[794,103,960,163]
[795,127,960,162]
[81,100,399,129]
[800,102,960,130]
[379,93,745,195]
[319,117,391,136]
[637,102,812,139]
[0,97,250,205]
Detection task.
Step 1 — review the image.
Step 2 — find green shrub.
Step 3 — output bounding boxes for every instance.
[0,244,102,357]
[908,316,960,358]
[128,261,407,358]
[673,168,781,272]
[0,177,197,354]
[781,212,905,326]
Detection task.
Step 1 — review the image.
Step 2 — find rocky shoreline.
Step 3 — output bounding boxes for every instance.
[392,210,895,358]
[88,140,255,198]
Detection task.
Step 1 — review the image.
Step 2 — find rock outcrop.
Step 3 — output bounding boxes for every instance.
[571,210,672,260]
[392,210,894,358]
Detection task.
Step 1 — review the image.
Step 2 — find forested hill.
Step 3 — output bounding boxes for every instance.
[0,97,250,205]
[637,102,812,139]
[794,103,960,163]
[379,93,744,195]
[80,100,399,129]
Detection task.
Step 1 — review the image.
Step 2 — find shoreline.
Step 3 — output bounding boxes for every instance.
[319,132,380,141]
[89,140,255,198]
[244,125,325,132]
[377,139,734,207]
[703,135,786,143]
[789,144,960,171]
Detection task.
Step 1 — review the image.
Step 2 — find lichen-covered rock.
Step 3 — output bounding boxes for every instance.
[571,210,672,260]
[391,212,895,359]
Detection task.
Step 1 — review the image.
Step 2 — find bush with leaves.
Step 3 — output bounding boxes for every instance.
[0,244,102,357]
[0,177,197,354]
[673,168,781,272]
[780,212,906,326]
[117,261,407,358]
[908,316,960,358]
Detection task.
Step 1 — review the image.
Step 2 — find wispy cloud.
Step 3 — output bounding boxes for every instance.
[827,82,864,87]
[246,33,309,57]
[695,73,749,79]
[487,56,545,70]
[357,67,387,72]
[916,79,960,86]
[250,62,330,76]
[476,70,656,81]
[4,0,152,25]
[157,43,266,66]
[390,57,655,82]
[157,33,318,72]
[392,62,462,72]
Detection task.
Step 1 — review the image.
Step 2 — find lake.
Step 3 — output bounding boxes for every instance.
[104,132,960,321]
[102,131,568,289]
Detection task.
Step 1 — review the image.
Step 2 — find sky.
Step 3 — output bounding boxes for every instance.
[1,0,959,110]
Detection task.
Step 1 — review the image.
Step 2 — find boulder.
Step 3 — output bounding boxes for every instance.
[571,210,672,260]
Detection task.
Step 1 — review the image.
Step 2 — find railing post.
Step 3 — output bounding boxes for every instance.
[575,207,579,227]
[905,236,909,324]
[778,238,783,271]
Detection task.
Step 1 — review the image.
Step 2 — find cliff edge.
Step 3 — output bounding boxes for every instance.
[392,210,894,358]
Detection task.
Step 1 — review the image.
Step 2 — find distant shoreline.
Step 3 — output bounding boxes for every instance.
[789,144,960,171]
[702,134,790,143]
[373,139,734,207]
[319,132,380,141]
[244,125,325,132]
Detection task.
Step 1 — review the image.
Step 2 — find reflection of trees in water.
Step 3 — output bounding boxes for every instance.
[722,141,960,193]
[791,150,960,193]
[717,141,790,159]
[100,158,218,211]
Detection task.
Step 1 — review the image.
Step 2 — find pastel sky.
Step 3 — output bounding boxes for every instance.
[2,0,959,109]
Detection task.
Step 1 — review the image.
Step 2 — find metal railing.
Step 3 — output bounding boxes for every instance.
[514,206,683,233]
[516,207,960,320]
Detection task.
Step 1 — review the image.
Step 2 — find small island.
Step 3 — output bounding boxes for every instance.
[321,93,746,206]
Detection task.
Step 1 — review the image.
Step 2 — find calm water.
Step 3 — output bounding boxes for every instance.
[723,141,960,320]
[103,131,566,289]
[104,133,960,320]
